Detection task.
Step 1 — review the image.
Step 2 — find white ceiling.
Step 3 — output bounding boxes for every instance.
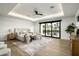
[0,3,17,15]
[62,3,79,17]
[0,3,79,21]
[10,3,61,18]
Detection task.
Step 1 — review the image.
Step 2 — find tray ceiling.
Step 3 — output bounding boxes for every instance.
[0,3,79,21]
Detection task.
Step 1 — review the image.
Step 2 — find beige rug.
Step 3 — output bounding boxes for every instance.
[12,37,53,56]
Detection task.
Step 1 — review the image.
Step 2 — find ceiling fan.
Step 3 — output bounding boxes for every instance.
[34,10,43,15]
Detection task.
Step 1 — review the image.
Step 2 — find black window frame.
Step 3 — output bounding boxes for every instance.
[39,20,61,39]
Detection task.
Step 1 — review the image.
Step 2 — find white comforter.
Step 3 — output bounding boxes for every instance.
[17,34,25,41]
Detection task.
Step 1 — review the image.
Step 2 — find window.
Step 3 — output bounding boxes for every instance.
[46,23,51,36]
[39,20,61,39]
[40,24,45,35]
[52,22,60,38]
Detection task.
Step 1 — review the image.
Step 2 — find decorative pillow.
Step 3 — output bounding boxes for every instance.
[19,32,21,35]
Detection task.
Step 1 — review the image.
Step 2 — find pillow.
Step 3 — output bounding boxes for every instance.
[18,31,25,35]
[21,32,25,34]
[19,32,21,35]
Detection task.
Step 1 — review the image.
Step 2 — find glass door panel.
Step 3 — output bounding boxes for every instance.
[46,23,51,36]
[52,22,60,38]
[40,20,61,39]
[41,24,45,35]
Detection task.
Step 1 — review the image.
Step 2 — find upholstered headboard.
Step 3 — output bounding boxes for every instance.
[15,28,30,35]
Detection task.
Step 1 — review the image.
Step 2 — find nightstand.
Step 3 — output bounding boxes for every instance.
[7,33,16,40]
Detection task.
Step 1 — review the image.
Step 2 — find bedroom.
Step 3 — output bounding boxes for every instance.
[0,3,79,56]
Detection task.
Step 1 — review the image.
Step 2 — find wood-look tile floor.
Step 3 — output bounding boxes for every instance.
[5,38,71,56]
[35,39,71,56]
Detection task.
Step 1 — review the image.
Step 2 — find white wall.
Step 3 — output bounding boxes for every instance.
[34,16,75,40]
[75,8,79,28]
[0,16,34,40]
[74,8,79,35]
[0,15,75,40]
[61,17,75,39]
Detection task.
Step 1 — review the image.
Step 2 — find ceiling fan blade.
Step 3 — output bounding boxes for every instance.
[34,10,43,15]
[34,10,38,14]
[38,13,43,15]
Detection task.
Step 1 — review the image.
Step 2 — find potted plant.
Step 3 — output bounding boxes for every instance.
[65,23,76,40]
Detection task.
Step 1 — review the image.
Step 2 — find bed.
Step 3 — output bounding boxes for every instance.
[15,28,30,42]
[15,28,42,43]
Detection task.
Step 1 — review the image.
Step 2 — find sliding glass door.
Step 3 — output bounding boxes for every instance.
[46,23,51,36]
[52,22,60,38]
[40,20,61,39]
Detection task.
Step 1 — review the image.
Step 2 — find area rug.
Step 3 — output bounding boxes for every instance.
[12,37,53,56]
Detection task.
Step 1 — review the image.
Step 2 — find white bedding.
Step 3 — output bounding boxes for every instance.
[15,28,30,41]
[15,28,42,42]
[16,34,25,42]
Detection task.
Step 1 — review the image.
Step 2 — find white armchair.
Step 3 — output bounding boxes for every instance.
[0,42,11,56]
[0,42,4,44]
